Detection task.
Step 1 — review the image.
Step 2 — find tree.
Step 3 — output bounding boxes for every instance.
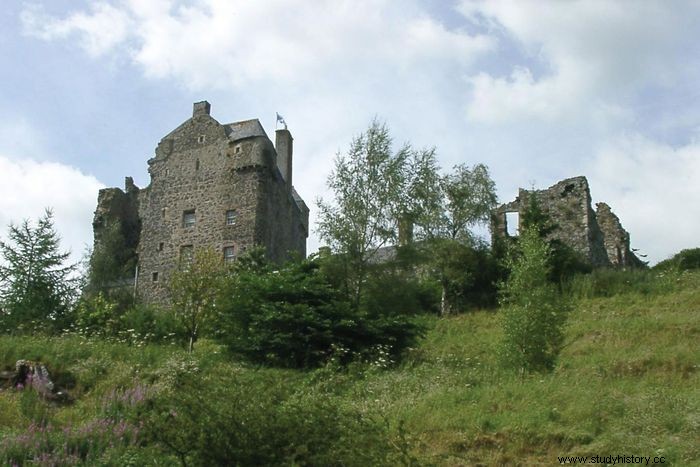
[423,164,498,315]
[168,248,226,352]
[317,120,432,308]
[215,252,424,368]
[499,226,570,373]
[0,209,77,333]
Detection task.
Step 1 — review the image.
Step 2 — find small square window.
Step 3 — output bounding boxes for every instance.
[183,210,195,228]
[152,272,159,282]
[158,242,164,251]
[223,246,235,263]
[197,135,206,143]
[226,209,237,225]
[234,145,242,154]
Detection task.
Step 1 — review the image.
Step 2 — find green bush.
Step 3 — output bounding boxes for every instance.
[72,294,181,345]
[499,227,570,373]
[654,247,700,272]
[215,255,424,368]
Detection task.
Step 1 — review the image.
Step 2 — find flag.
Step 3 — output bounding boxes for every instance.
[276,112,287,128]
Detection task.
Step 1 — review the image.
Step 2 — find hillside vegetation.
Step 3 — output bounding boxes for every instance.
[1,269,698,465]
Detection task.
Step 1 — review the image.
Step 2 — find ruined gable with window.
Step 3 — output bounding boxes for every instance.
[91,101,309,305]
[492,176,644,268]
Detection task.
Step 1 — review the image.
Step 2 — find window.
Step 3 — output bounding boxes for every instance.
[195,159,200,170]
[505,212,520,237]
[226,209,237,225]
[180,245,194,268]
[223,246,235,263]
[158,242,164,251]
[162,207,167,218]
[234,144,242,154]
[197,135,206,144]
[152,272,159,282]
[183,210,195,228]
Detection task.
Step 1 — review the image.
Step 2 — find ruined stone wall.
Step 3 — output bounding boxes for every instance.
[91,178,141,283]
[91,101,309,306]
[595,202,645,268]
[493,176,642,268]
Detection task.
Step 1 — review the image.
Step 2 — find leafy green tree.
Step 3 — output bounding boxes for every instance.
[317,120,437,309]
[499,226,570,373]
[0,209,77,333]
[168,248,226,352]
[423,164,498,315]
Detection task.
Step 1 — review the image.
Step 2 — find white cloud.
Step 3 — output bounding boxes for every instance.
[460,0,700,124]
[21,0,493,89]
[0,156,104,266]
[21,2,132,57]
[587,134,700,264]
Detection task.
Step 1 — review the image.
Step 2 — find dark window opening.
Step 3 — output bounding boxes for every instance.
[197,135,206,143]
[152,272,159,282]
[158,242,164,251]
[195,159,200,170]
[226,209,237,225]
[183,210,195,228]
[223,246,235,263]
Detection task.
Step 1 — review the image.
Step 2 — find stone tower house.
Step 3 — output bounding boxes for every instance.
[91,101,309,305]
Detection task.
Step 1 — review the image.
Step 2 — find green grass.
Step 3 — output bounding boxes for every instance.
[1,271,698,465]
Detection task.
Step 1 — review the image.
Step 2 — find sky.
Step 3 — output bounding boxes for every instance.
[1,0,699,266]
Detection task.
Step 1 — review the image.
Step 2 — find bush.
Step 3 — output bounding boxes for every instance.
[72,294,181,345]
[654,247,700,272]
[215,254,424,368]
[499,227,570,373]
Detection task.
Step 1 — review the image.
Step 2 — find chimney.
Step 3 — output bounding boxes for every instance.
[193,100,211,117]
[275,129,293,189]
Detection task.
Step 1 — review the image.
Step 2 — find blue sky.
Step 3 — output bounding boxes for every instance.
[1,0,699,265]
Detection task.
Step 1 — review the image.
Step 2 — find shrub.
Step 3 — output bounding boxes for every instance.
[654,247,700,272]
[499,226,570,373]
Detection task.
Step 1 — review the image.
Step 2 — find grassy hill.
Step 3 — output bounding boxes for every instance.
[1,271,698,465]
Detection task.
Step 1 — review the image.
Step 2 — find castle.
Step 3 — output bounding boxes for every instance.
[492,176,644,268]
[91,101,309,305]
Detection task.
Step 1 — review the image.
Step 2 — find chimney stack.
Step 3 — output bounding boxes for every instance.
[193,101,211,117]
[275,129,293,190]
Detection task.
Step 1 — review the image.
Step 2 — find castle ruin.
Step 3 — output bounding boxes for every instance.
[492,176,644,268]
[91,101,309,305]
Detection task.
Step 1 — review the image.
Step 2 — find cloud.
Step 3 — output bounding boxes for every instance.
[0,156,104,266]
[459,0,700,124]
[586,134,700,264]
[21,2,132,57]
[21,0,494,89]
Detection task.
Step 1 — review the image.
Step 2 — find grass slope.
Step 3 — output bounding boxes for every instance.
[1,272,698,465]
